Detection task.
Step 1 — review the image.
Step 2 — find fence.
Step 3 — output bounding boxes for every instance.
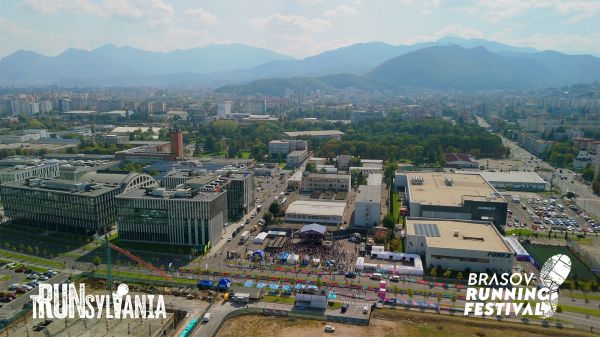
[567,241,600,275]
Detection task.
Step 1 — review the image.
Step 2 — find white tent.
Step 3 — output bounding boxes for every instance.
[287,253,299,264]
[253,232,268,244]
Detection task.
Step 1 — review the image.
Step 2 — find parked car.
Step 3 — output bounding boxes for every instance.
[341,304,349,313]
[324,325,335,333]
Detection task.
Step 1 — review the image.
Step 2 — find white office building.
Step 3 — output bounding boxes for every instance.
[354,185,382,228]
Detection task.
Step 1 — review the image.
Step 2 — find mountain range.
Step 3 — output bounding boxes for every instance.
[1,37,600,91]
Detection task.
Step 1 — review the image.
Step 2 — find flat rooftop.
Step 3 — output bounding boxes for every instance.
[283,130,344,137]
[3,178,117,196]
[356,185,381,202]
[479,171,547,184]
[406,218,511,252]
[286,200,346,217]
[305,173,350,179]
[406,172,503,206]
[288,150,307,156]
[367,173,383,185]
[117,188,222,202]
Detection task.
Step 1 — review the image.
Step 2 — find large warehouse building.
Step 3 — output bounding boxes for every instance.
[284,200,346,224]
[394,172,508,229]
[479,171,547,191]
[405,217,513,273]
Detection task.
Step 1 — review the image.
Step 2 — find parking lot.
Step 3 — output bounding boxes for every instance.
[504,192,599,235]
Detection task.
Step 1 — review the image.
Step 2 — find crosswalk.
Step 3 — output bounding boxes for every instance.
[340,300,371,307]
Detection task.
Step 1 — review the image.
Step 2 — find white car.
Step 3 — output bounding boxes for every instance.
[202,312,213,322]
[363,306,369,314]
[324,325,335,333]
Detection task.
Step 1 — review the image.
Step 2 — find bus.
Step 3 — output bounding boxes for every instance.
[240,231,250,243]
[370,273,382,280]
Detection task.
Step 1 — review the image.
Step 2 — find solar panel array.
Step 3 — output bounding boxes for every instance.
[413,223,441,237]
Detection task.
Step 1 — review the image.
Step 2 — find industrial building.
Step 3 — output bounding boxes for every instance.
[116,187,227,247]
[0,157,60,184]
[268,139,307,157]
[479,171,548,191]
[0,178,121,234]
[405,217,513,273]
[284,200,346,224]
[444,153,479,169]
[301,172,351,193]
[286,150,309,168]
[394,172,507,229]
[351,110,386,124]
[253,163,279,177]
[354,185,382,228]
[283,130,344,140]
[115,129,184,162]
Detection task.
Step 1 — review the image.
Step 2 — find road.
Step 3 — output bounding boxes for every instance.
[499,136,600,219]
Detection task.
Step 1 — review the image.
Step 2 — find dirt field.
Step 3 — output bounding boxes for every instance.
[216,309,597,337]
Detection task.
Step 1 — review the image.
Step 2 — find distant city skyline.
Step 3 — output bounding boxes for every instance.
[1,0,600,58]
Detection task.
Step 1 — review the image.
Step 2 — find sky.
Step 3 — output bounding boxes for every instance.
[1,0,600,58]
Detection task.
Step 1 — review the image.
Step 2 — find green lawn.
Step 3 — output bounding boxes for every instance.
[505,229,534,237]
[522,243,597,282]
[241,151,251,159]
[92,269,197,285]
[0,275,10,281]
[262,295,295,305]
[278,162,286,169]
[561,304,600,317]
[566,292,600,301]
[0,249,64,268]
[391,192,401,222]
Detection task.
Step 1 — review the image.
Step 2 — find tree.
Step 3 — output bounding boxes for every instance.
[382,214,395,230]
[384,161,398,187]
[430,266,438,278]
[456,272,463,281]
[269,201,281,217]
[263,212,273,226]
[450,293,457,308]
[407,288,414,300]
[581,164,595,182]
[443,268,453,279]
[92,256,102,267]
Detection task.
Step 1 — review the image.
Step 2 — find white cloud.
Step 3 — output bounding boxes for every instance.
[405,25,484,44]
[19,0,174,19]
[184,8,218,26]
[494,32,600,56]
[325,5,358,17]
[0,16,32,36]
[19,0,105,16]
[466,0,600,24]
[250,13,332,34]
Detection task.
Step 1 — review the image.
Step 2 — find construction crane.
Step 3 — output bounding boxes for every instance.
[103,231,171,293]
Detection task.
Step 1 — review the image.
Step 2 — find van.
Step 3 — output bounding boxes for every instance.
[370,273,382,280]
[202,313,213,322]
[389,275,400,282]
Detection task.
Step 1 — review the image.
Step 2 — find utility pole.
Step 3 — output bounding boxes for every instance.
[105,227,113,293]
